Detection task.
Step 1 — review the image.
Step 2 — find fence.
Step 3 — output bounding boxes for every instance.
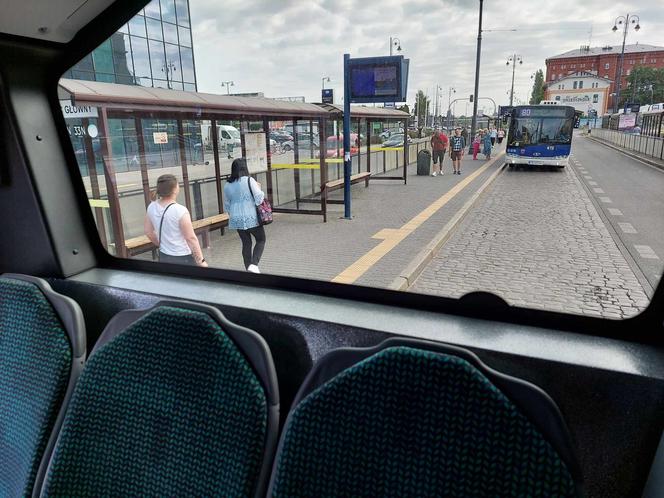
[591,128,664,162]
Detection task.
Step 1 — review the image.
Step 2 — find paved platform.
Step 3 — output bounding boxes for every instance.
[410,160,650,319]
[169,147,506,288]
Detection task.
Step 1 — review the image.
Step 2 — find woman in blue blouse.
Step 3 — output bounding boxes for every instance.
[223,158,266,273]
[482,129,493,160]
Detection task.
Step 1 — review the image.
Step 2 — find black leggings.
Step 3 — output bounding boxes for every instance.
[238,225,266,269]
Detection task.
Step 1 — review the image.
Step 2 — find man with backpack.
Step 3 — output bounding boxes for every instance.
[430,127,448,176]
[450,127,466,175]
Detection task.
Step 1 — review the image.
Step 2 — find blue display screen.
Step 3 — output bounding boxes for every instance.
[350,64,398,98]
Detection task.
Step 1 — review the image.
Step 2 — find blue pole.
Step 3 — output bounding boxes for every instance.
[343,53,352,219]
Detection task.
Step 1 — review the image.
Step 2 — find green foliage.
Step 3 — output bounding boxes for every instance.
[398,104,409,114]
[529,69,545,105]
[415,90,430,128]
[623,66,664,106]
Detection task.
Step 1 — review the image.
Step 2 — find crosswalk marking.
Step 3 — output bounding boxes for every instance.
[618,222,637,234]
[634,245,660,260]
[588,180,598,185]
[599,196,612,203]
[593,187,605,194]
[607,208,623,216]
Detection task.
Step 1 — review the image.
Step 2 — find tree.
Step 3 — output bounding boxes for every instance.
[414,90,430,129]
[624,66,664,106]
[398,104,409,114]
[529,69,545,105]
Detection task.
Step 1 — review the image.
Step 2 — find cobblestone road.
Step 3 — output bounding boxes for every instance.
[410,165,650,319]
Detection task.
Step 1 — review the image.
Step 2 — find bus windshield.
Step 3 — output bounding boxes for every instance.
[509,116,573,146]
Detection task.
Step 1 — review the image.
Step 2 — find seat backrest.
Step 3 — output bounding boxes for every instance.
[41,300,279,498]
[270,338,581,498]
[0,274,85,498]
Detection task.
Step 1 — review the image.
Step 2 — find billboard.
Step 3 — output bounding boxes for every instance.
[618,113,637,130]
[322,88,334,104]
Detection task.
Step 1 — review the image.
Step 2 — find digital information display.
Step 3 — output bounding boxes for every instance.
[518,107,573,118]
[346,56,409,104]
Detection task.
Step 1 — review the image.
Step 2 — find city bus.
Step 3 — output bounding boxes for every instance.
[505,105,576,168]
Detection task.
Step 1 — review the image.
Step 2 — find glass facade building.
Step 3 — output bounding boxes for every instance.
[64,0,197,91]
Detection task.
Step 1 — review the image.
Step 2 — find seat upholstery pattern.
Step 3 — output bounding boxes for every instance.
[43,306,268,497]
[0,277,72,497]
[272,346,576,498]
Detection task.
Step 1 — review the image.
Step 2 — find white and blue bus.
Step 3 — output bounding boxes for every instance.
[505,105,576,168]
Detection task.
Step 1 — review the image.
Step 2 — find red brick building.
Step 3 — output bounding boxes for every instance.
[545,44,664,111]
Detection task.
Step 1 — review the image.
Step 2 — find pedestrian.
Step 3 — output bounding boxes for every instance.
[144,174,208,267]
[497,128,505,144]
[490,127,497,146]
[472,132,481,160]
[450,127,466,175]
[461,127,468,144]
[430,127,448,176]
[483,130,493,160]
[223,158,267,273]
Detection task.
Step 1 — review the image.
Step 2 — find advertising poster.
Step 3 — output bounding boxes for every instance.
[244,132,268,173]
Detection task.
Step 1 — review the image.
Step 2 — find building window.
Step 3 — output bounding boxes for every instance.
[593,94,599,103]
[573,81,578,89]
[146,17,163,41]
[652,59,657,63]
[561,64,566,69]
[163,22,179,44]
[604,63,610,69]
[175,0,190,27]
[629,60,635,65]
[604,74,608,79]
[144,0,162,19]
[579,81,583,89]
[160,0,177,24]
[571,64,576,69]
[128,15,147,38]
[626,69,631,75]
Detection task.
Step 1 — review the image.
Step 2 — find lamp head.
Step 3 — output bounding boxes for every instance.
[635,24,640,31]
[612,25,618,32]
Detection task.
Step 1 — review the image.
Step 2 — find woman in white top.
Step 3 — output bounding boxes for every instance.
[223,158,266,273]
[144,174,208,267]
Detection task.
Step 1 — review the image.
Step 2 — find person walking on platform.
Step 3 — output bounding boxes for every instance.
[461,127,468,144]
[483,129,493,160]
[430,127,448,176]
[490,127,497,146]
[450,127,466,175]
[497,128,505,144]
[144,174,208,267]
[472,132,481,160]
[224,158,267,273]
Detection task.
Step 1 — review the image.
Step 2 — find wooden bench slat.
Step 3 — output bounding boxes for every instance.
[324,172,371,190]
[125,213,230,252]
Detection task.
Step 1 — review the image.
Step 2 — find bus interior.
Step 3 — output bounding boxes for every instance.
[0,1,662,497]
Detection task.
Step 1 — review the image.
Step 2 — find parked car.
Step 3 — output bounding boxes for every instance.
[381,134,409,148]
[326,133,359,157]
[270,130,293,143]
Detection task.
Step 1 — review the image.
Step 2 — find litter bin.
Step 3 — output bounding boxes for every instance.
[417,149,431,176]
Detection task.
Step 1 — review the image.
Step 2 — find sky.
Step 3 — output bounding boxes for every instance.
[189,0,663,116]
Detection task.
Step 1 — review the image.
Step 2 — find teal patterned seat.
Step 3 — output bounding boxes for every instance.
[270,340,580,498]
[42,302,278,498]
[0,275,85,497]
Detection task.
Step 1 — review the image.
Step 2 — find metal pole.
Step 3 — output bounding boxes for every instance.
[509,54,516,107]
[389,37,393,56]
[343,53,352,219]
[470,0,483,153]
[615,14,629,113]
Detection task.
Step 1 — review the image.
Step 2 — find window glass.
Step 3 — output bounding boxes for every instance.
[146,17,164,41]
[129,36,152,85]
[148,40,166,81]
[163,22,179,45]
[180,47,195,82]
[160,0,177,24]
[178,26,192,48]
[144,0,161,19]
[175,0,190,26]
[58,0,663,321]
[165,43,183,83]
[128,15,147,38]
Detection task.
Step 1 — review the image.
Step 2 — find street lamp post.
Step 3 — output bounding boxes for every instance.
[221,80,234,95]
[446,86,456,129]
[162,60,177,89]
[469,0,483,153]
[389,36,402,56]
[506,54,523,107]
[612,14,640,113]
[322,76,331,90]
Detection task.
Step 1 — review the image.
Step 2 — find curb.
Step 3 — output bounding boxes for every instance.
[388,154,507,291]
[587,136,664,172]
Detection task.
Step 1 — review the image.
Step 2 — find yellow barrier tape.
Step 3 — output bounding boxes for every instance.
[89,199,110,208]
[300,158,345,164]
[379,147,406,151]
[271,163,321,170]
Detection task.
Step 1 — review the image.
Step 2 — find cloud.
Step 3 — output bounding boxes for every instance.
[190,0,663,112]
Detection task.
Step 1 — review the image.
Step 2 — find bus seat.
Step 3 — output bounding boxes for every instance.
[269,338,582,498]
[40,301,279,498]
[0,274,85,498]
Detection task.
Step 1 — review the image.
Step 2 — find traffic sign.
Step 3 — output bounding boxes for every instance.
[322,88,334,104]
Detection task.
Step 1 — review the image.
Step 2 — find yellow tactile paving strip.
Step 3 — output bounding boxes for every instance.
[331,159,496,284]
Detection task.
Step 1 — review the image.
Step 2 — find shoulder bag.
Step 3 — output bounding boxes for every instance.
[247,177,273,225]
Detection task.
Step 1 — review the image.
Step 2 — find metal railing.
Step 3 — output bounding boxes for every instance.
[591,128,664,162]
